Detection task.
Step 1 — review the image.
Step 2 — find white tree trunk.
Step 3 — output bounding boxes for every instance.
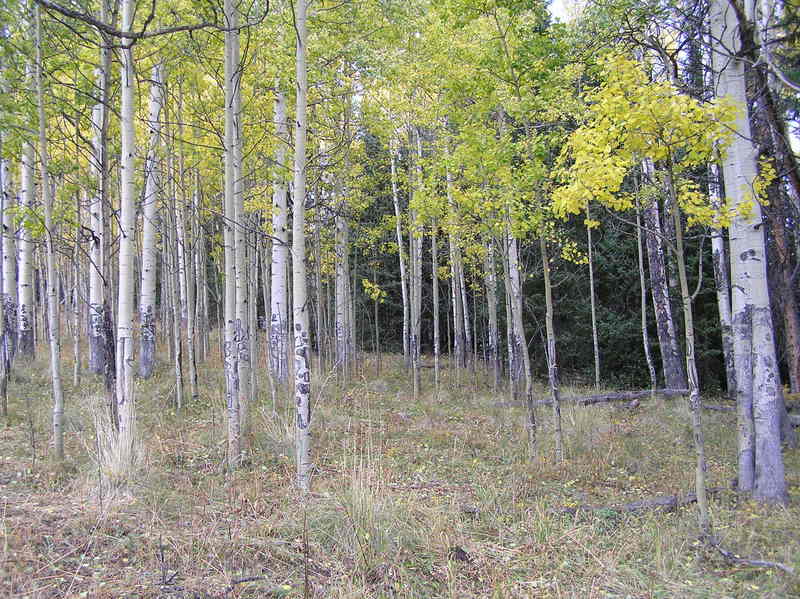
[540,236,563,460]
[390,143,410,367]
[36,5,64,460]
[711,0,786,503]
[18,141,34,358]
[87,24,110,373]
[642,159,686,389]
[2,161,16,363]
[139,63,163,379]
[270,88,290,384]
[233,19,251,442]
[505,229,535,444]
[586,210,600,389]
[635,202,658,391]
[334,178,351,377]
[223,0,241,468]
[293,0,312,491]
[483,238,500,390]
[708,163,736,400]
[114,0,138,472]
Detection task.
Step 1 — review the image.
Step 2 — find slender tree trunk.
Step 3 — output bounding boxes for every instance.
[18,141,34,358]
[139,64,163,379]
[667,174,711,534]
[586,210,600,389]
[0,149,8,418]
[177,87,198,402]
[223,0,241,468]
[2,167,16,365]
[390,144,410,368]
[711,0,786,503]
[293,0,312,491]
[270,88,290,385]
[642,159,687,389]
[484,238,500,391]
[233,25,251,444]
[540,236,563,460]
[87,6,112,374]
[708,163,736,399]
[446,164,465,373]
[334,178,351,378]
[36,5,65,461]
[73,196,81,387]
[635,202,658,392]
[409,129,423,399]
[504,228,535,445]
[432,224,440,390]
[113,0,138,473]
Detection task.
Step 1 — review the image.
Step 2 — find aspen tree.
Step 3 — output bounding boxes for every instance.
[18,140,34,358]
[641,158,686,390]
[390,140,410,367]
[35,4,64,461]
[586,209,600,389]
[708,163,736,399]
[139,63,163,379]
[114,0,138,472]
[635,201,657,392]
[2,167,16,362]
[483,238,500,391]
[223,0,241,467]
[0,144,8,417]
[293,0,312,491]
[710,0,786,502]
[233,12,251,441]
[540,235,563,460]
[270,88,290,384]
[87,1,112,374]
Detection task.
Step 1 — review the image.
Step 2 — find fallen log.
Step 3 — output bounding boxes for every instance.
[553,486,726,516]
[530,388,688,407]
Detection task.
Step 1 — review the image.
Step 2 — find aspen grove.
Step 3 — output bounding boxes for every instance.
[1,0,800,595]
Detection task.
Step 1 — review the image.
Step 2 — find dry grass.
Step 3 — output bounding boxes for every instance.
[1,346,800,598]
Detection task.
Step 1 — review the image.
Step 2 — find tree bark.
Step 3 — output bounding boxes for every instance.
[708,163,737,399]
[223,0,241,468]
[711,0,787,503]
[483,238,500,390]
[635,201,658,392]
[540,236,563,460]
[113,0,138,473]
[36,5,64,461]
[293,0,312,491]
[18,141,35,359]
[138,63,163,379]
[642,159,686,390]
[390,142,410,368]
[270,88,290,385]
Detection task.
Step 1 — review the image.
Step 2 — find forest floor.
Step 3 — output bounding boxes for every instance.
[1,349,800,598]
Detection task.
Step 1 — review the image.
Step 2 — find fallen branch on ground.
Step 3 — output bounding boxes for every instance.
[706,537,796,576]
[553,487,727,516]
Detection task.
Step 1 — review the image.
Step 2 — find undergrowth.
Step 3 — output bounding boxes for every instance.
[1,345,799,597]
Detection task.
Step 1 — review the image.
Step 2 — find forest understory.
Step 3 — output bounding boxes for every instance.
[1,347,799,599]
